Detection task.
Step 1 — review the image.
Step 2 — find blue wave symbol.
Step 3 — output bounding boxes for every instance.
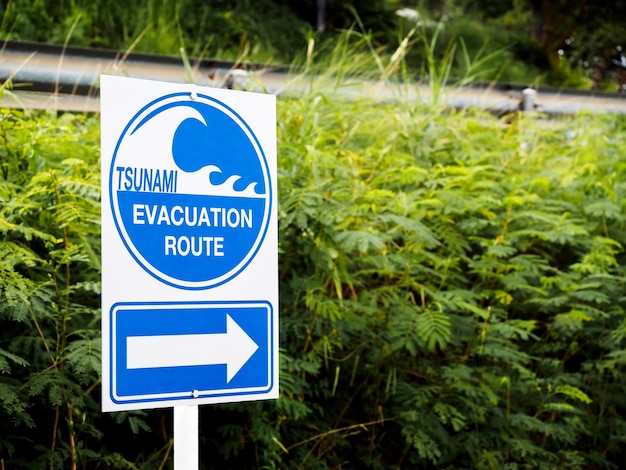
[172,105,265,195]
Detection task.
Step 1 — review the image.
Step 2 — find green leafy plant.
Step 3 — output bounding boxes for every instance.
[0,109,174,469]
[1,24,626,470]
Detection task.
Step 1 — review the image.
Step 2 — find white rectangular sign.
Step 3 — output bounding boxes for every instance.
[100,75,278,411]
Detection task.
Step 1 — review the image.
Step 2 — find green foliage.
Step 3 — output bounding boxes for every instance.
[0,0,311,62]
[252,85,626,468]
[1,25,626,469]
[0,109,170,468]
[0,0,605,86]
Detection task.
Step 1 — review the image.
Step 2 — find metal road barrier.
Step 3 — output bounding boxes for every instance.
[1,39,626,114]
[0,40,288,112]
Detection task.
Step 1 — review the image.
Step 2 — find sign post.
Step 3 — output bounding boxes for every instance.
[100,75,278,466]
[174,405,199,468]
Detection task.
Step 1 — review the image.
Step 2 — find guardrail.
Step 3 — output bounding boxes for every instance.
[1,39,626,114]
[0,40,289,112]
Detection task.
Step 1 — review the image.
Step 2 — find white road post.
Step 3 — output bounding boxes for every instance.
[522,87,537,111]
[174,405,199,469]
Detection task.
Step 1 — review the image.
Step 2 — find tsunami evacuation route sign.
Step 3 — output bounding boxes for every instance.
[100,75,278,412]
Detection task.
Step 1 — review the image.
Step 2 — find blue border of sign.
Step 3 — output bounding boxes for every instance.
[109,300,274,405]
[108,92,273,290]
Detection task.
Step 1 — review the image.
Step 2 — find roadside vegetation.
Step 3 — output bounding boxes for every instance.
[1,2,626,469]
[2,0,625,89]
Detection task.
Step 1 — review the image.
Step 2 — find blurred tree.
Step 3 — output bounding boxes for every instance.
[442,0,626,86]
[513,0,626,89]
[278,0,399,34]
[488,1,626,70]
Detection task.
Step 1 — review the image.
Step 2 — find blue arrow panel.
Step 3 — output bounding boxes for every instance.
[110,301,272,405]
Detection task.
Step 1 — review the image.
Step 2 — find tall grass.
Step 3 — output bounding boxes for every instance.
[0,0,311,63]
[283,18,508,114]
[1,0,563,86]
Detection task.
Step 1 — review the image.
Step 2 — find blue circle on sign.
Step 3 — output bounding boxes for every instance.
[109,92,272,289]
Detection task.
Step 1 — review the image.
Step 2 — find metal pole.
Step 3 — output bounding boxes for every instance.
[174,405,199,469]
[317,0,326,32]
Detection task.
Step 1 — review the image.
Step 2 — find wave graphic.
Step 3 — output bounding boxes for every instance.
[179,165,263,198]
[121,103,266,198]
[172,110,266,196]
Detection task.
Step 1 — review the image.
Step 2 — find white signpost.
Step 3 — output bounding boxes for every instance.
[100,75,278,467]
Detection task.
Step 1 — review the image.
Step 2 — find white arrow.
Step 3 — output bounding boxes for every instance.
[126,314,259,382]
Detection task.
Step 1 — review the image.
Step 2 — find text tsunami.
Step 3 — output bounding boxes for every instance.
[116,166,178,193]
